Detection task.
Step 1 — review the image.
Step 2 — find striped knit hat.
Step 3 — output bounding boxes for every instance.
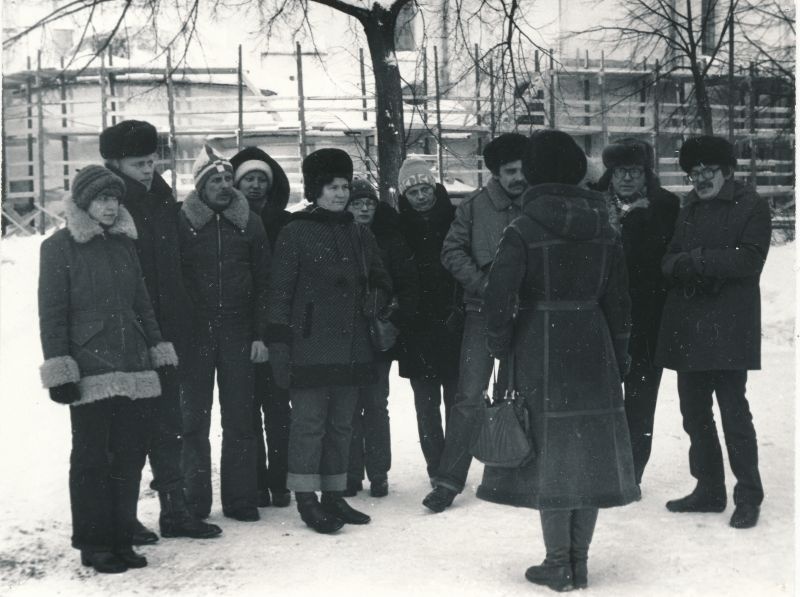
[192,144,232,191]
[71,165,126,210]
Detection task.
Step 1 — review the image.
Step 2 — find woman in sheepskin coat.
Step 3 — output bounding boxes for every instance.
[38,166,178,574]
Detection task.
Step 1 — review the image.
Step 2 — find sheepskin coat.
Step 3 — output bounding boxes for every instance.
[38,197,178,405]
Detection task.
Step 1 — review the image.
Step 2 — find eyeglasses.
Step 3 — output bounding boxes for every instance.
[687,166,721,182]
[349,198,378,210]
[612,167,644,180]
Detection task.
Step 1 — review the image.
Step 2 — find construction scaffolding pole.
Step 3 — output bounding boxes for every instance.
[296,42,307,159]
[728,6,735,144]
[237,45,244,151]
[652,60,660,177]
[99,52,108,130]
[360,48,368,122]
[549,49,556,128]
[433,46,444,183]
[747,62,757,188]
[166,49,178,194]
[35,50,46,234]
[59,57,70,190]
[599,51,608,147]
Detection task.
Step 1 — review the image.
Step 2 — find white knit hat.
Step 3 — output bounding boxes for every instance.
[192,144,232,191]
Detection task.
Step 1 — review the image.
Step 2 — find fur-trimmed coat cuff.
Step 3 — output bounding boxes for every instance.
[150,342,179,368]
[40,356,80,388]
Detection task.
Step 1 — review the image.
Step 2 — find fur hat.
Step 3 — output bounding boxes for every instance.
[99,120,158,159]
[398,157,436,195]
[302,148,353,201]
[483,132,528,175]
[602,137,654,170]
[192,144,233,192]
[71,165,126,210]
[231,146,274,187]
[348,176,379,203]
[679,136,737,173]
[523,130,587,186]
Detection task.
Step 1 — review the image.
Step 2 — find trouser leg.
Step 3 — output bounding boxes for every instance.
[442,374,458,429]
[623,350,663,485]
[109,397,150,548]
[180,325,217,518]
[347,391,366,483]
[320,386,359,492]
[410,376,446,479]
[253,363,270,495]
[69,401,114,552]
[146,367,185,495]
[434,311,494,493]
[263,366,291,494]
[714,370,763,506]
[217,321,257,512]
[287,388,328,492]
[677,371,726,491]
[363,361,391,482]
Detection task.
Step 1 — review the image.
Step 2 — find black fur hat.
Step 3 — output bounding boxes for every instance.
[302,148,353,201]
[602,137,654,170]
[523,130,587,186]
[679,136,738,173]
[99,120,158,159]
[483,133,528,175]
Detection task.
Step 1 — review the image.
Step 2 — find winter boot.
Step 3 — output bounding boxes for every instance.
[81,550,129,574]
[296,492,344,534]
[159,490,223,539]
[570,550,588,589]
[257,489,271,508]
[112,547,148,569]
[422,486,456,513]
[569,508,597,590]
[343,479,362,498]
[223,507,260,522]
[270,489,291,508]
[666,484,727,513]
[370,477,389,498]
[729,504,760,529]
[131,519,159,546]
[524,558,574,592]
[321,492,371,524]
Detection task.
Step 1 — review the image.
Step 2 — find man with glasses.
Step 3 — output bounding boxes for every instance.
[656,136,771,529]
[595,138,679,490]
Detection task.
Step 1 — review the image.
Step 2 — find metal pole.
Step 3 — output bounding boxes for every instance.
[237,44,244,151]
[360,48,368,122]
[36,50,46,234]
[166,49,178,194]
[296,42,307,159]
[652,60,660,177]
[99,52,108,130]
[59,56,70,190]
[549,49,556,128]
[433,46,444,183]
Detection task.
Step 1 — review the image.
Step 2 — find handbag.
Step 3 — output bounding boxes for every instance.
[357,230,399,352]
[470,354,535,468]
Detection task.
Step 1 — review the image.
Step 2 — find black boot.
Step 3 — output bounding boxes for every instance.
[112,547,148,569]
[223,507,260,522]
[422,486,456,513]
[81,550,128,574]
[343,479,362,498]
[370,476,389,498]
[730,504,760,529]
[524,560,574,592]
[257,489,271,508]
[570,551,588,590]
[270,489,291,508]
[159,490,223,539]
[296,492,344,534]
[131,519,159,546]
[666,484,727,513]
[321,492,371,525]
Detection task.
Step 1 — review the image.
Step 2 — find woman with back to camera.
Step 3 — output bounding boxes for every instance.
[476,130,640,591]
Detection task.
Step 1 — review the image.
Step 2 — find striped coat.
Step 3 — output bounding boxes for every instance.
[476,183,640,510]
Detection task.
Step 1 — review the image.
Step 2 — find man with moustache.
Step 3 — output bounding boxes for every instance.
[422,133,528,512]
[101,120,222,543]
[656,136,771,529]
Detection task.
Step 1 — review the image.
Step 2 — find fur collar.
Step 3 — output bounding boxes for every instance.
[181,188,251,231]
[65,196,138,244]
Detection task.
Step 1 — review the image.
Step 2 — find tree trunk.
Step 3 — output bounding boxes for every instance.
[691,63,715,135]
[363,7,406,205]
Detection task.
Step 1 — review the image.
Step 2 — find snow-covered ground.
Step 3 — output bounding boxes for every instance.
[0,235,795,596]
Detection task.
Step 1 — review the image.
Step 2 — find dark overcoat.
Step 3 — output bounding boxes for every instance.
[38,197,177,405]
[266,207,392,388]
[396,184,462,380]
[655,179,771,371]
[476,183,640,510]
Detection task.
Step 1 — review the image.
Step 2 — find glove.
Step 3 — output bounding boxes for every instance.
[268,343,291,390]
[250,340,269,364]
[672,254,700,285]
[49,382,81,405]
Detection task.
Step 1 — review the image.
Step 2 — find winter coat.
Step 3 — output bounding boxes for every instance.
[38,197,178,405]
[368,201,420,362]
[178,189,270,338]
[397,184,462,380]
[655,179,771,371]
[108,168,192,354]
[441,178,525,311]
[476,183,639,510]
[266,206,392,389]
[602,178,680,365]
